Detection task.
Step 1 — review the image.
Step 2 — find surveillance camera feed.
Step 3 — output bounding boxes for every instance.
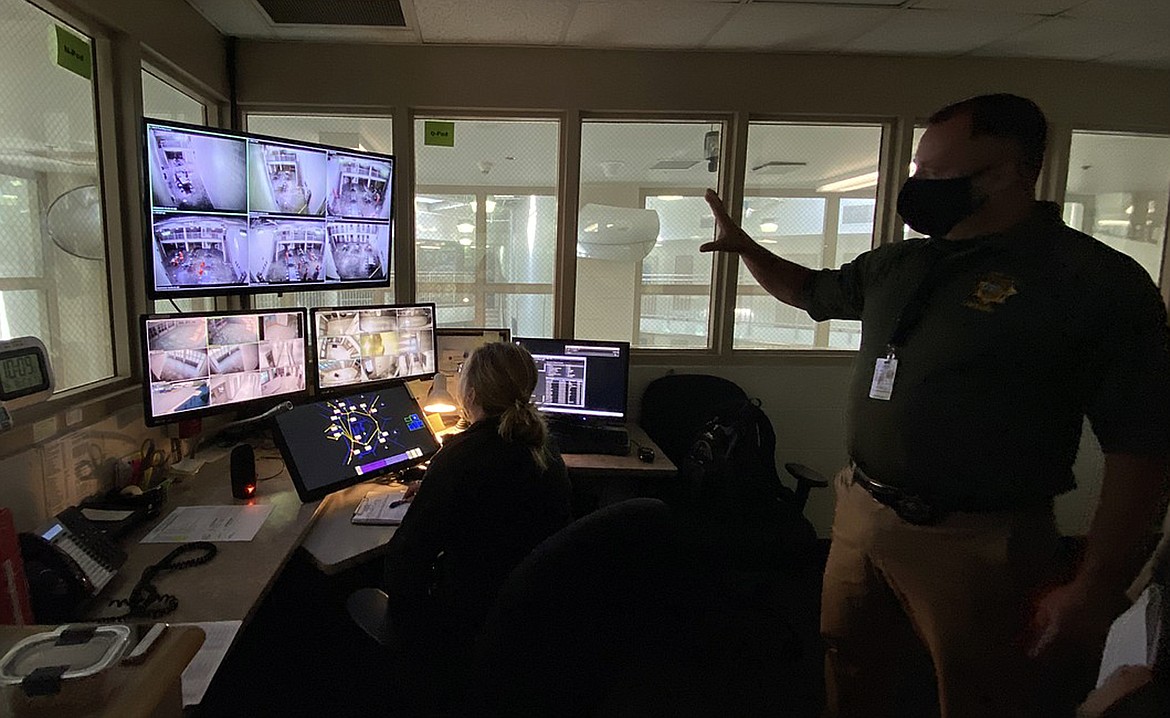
[144,310,307,423]
[313,304,436,391]
[146,121,393,296]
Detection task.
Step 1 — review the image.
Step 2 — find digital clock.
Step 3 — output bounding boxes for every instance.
[0,337,54,410]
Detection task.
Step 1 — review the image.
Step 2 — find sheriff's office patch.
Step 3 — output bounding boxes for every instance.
[964,272,1018,312]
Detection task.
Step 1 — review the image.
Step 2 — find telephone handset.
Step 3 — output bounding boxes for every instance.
[19,507,128,623]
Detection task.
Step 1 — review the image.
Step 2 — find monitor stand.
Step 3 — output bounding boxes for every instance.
[547,418,629,456]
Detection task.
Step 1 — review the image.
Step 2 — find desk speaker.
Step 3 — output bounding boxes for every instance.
[230,444,257,500]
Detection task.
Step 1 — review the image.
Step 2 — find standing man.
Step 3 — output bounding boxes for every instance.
[703,94,1170,716]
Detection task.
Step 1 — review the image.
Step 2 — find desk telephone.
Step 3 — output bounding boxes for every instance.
[19,508,218,623]
[19,508,127,623]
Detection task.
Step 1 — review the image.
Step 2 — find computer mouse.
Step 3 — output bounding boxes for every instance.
[637,447,655,463]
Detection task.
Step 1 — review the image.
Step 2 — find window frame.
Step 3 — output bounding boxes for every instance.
[411,111,566,337]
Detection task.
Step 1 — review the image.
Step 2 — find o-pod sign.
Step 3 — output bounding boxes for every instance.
[424,121,455,147]
[54,25,92,80]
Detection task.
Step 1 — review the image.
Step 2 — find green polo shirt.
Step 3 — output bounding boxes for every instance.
[803,202,1170,509]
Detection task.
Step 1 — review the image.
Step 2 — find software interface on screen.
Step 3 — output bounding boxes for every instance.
[514,338,628,421]
[314,304,436,390]
[274,384,441,500]
[144,311,306,421]
[145,121,393,295]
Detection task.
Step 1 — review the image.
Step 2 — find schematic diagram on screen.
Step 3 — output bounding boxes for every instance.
[532,355,587,410]
[322,395,425,474]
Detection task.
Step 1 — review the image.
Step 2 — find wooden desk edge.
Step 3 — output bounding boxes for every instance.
[100,625,205,718]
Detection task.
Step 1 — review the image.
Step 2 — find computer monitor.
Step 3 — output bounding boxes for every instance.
[434,328,511,376]
[143,118,394,299]
[272,383,441,502]
[141,309,309,426]
[312,303,436,392]
[512,337,630,424]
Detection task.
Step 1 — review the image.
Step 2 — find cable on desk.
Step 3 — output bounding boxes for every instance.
[90,542,218,621]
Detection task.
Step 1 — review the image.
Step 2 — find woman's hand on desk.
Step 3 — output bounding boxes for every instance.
[402,480,422,501]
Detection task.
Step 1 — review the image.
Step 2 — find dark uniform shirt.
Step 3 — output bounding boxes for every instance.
[384,416,572,657]
[803,202,1170,509]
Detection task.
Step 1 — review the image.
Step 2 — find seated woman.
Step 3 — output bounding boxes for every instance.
[383,341,572,710]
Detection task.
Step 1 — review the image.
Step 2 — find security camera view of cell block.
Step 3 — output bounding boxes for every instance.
[248,142,327,216]
[250,218,327,285]
[148,128,246,213]
[326,154,392,220]
[326,222,389,281]
[153,214,249,289]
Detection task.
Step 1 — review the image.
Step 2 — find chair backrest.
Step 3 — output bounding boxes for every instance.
[640,373,748,466]
[463,498,685,717]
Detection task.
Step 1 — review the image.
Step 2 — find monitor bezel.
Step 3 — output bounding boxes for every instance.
[512,336,631,424]
[141,116,396,300]
[139,307,310,427]
[272,384,441,502]
[310,302,438,395]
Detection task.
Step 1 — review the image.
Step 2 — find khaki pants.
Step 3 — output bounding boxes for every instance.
[821,469,1075,718]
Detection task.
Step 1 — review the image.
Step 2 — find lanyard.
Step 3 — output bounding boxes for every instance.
[884,243,991,355]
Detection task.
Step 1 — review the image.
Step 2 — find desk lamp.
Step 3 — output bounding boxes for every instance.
[423,372,457,414]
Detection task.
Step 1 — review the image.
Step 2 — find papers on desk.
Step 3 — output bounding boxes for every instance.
[176,620,241,706]
[352,486,410,525]
[141,505,274,543]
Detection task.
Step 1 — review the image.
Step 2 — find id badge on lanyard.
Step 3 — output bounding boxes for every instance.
[869,346,898,401]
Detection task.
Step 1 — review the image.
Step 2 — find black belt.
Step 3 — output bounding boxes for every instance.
[850,462,1055,526]
[850,463,944,526]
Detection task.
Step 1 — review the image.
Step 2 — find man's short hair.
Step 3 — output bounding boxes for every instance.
[929,94,1048,181]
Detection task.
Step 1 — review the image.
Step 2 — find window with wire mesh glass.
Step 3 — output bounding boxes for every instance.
[414,119,558,337]
[143,69,215,314]
[0,0,114,392]
[735,122,884,351]
[245,114,396,311]
[1064,131,1170,286]
[576,121,723,349]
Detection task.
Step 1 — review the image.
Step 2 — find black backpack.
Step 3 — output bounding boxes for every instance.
[684,397,797,515]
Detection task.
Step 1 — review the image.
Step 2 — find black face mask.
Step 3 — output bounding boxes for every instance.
[896,172,988,238]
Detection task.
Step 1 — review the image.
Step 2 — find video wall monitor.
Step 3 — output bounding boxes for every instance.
[434,328,511,377]
[141,309,308,426]
[512,337,630,424]
[143,118,394,299]
[312,303,436,392]
[273,383,441,502]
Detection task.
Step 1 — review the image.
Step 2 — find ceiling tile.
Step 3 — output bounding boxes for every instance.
[1063,0,1170,27]
[846,8,1042,55]
[970,15,1167,62]
[416,0,575,44]
[706,4,894,51]
[908,0,1080,13]
[566,2,736,48]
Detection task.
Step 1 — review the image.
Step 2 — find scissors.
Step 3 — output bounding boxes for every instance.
[137,439,167,488]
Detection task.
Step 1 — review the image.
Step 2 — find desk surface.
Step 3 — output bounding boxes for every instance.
[83,461,319,625]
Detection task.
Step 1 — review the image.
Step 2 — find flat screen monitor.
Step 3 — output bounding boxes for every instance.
[513,337,629,423]
[273,383,441,502]
[141,309,308,426]
[143,118,394,298]
[434,328,511,377]
[312,303,436,392]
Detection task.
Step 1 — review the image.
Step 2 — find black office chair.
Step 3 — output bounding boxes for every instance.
[346,586,392,646]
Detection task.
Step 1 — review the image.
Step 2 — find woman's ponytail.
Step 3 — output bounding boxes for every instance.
[498,399,550,469]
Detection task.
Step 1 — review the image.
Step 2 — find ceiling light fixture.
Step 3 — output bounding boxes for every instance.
[759,222,779,233]
[456,223,474,233]
[818,171,880,193]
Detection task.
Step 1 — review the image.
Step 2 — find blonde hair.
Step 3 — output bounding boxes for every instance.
[461,342,551,469]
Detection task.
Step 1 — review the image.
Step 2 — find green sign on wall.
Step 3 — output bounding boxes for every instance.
[424,121,455,147]
[54,25,91,80]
